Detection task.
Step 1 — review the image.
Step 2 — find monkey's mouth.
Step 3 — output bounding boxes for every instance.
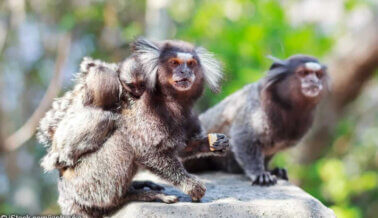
[302,84,323,98]
[173,78,193,91]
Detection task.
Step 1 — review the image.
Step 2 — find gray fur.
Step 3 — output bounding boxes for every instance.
[37,57,119,149]
[38,58,122,172]
[184,55,328,186]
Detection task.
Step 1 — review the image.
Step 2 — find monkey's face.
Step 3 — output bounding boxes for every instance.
[123,80,146,98]
[120,73,146,98]
[162,52,200,92]
[119,58,146,98]
[131,38,222,95]
[295,62,326,98]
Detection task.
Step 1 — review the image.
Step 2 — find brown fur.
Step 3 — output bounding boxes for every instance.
[43,38,227,217]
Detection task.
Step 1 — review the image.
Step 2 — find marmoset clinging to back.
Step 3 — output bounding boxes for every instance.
[37,56,146,171]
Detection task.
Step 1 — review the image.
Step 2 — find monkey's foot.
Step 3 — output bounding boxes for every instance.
[131,181,165,191]
[208,133,229,153]
[252,172,277,186]
[270,167,288,180]
[181,177,206,202]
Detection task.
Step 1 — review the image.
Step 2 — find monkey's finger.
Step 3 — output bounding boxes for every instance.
[260,174,265,185]
[281,170,289,180]
[191,197,201,203]
[252,173,277,186]
[158,194,179,204]
[271,168,289,180]
[268,175,277,185]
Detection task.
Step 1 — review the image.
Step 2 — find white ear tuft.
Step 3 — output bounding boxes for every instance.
[195,47,223,92]
[132,38,160,90]
[76,57,118,85]
[80,56,96,73]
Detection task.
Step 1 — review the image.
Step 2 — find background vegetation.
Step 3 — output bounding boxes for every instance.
[0,0,376,217]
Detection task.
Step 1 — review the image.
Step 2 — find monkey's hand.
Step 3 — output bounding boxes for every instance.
[251,171,277,186]
[40,152,60,172]
[56,150,76,168]
[208,133,229,154]
[270,167,288,180]
[181,176,206,202]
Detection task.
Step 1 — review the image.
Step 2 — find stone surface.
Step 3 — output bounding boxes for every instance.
[111,172,335,218]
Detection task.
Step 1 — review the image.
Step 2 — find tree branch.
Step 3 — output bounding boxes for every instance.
[297,17,378,163]
[3,33,71,152]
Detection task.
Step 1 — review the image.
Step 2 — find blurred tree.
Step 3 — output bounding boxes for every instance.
[300,16,378,163]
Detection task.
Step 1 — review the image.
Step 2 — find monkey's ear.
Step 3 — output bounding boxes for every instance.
[267,55,287,70]
[78,57,118,80]
[195,47,223,93]
[80,57,97,72]
[131,38,160,90]
[265,55,290,87]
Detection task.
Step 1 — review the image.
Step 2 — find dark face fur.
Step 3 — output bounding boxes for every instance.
[156,43,206,100]
[266,55,329,106]
[119,57,146,98]
[161,51,200,91]
[131,38,222,101]
[295,62,326,98]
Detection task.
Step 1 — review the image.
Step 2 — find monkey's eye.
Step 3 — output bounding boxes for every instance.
[169,59,180,67]
[298,70,308,77]
[316,71,323,78]
[126,83,135,89]
[187,59,197,68]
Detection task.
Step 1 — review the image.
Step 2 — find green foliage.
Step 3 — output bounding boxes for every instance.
[169,0,333,109]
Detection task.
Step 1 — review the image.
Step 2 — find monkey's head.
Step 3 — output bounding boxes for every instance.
[119,56,146,98]
[79,57,121,109]
[131,38,223,100]
[265,55,329,104]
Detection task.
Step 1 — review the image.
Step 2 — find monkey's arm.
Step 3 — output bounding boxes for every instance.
[138,151,206,202]
[56,108,117,165]
[231,127,277,186]
[180,115,229,160]
[41,108,117,171]
[180,133,229,160]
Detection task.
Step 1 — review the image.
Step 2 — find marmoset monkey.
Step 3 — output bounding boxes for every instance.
[38,57,146,171]
[184,55,329,186]
[39,38,229,217]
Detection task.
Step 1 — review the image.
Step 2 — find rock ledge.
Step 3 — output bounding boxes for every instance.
[111,172,335,218]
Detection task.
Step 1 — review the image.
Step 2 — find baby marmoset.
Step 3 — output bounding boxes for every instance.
[38,57,144,171]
